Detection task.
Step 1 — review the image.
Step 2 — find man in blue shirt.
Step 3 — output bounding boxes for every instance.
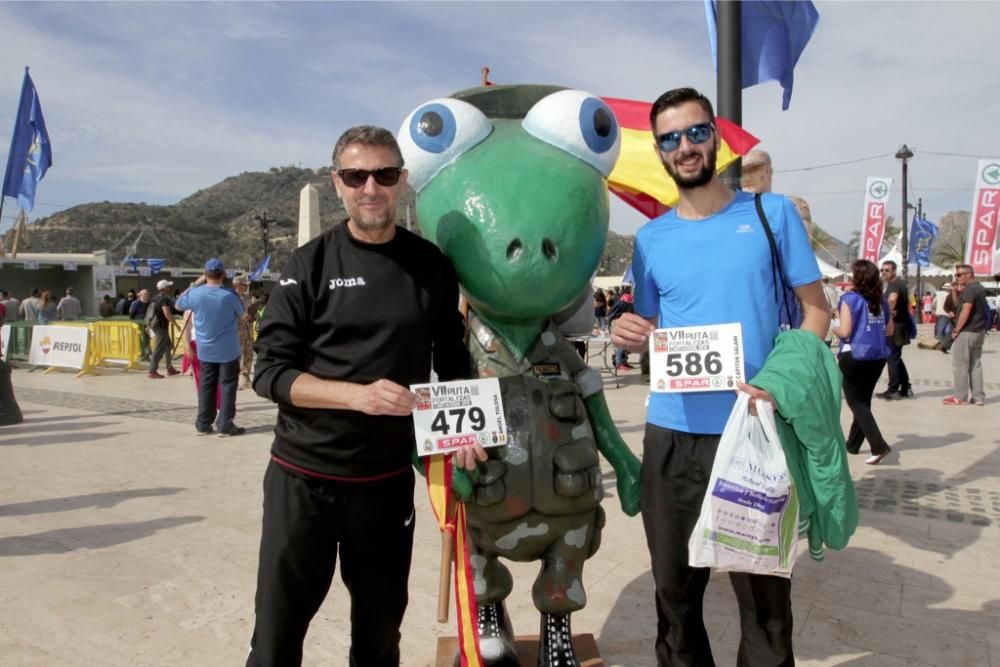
[611,87,829,666]
[176,258,246,436]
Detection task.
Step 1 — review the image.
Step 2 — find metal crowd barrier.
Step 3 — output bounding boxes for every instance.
[89,320,146,372]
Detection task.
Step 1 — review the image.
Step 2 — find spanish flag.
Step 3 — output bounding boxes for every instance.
[601,97,759,218]
[425,455,484,667]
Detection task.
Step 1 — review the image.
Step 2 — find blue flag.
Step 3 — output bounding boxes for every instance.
[147,258,166,274]
[2,68,52,211]
[249,254,271,282]
[908,216,938,268]
[705,0,820,110]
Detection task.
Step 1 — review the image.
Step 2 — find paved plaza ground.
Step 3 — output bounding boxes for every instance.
[1,326,998,666]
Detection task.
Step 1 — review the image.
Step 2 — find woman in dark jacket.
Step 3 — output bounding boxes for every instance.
[834,260,896,465]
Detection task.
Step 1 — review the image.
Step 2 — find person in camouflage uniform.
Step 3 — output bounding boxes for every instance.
[233,276,257,390]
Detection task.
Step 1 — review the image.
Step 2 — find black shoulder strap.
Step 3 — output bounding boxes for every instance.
[753,193,793,322]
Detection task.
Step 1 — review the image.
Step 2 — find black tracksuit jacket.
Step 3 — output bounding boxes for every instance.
[253,223,471,478]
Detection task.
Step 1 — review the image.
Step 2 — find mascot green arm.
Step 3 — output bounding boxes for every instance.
[585,392,641,516]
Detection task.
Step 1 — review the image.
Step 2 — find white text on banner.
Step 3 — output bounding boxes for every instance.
[966,159,1000,275]
[859,177,892,262]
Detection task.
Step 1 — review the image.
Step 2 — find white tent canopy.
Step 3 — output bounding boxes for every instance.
[816,256,847,278]
[876,246,951,277]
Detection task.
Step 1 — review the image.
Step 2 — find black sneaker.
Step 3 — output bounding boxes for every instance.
[217,426,246,438]
[899,388,916,398]
[196,428,214,436]
[876,390,900,400]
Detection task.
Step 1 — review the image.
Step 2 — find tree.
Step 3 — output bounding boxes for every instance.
[933,236,966,269]
[846,230,861,261]
[880,215,899,255]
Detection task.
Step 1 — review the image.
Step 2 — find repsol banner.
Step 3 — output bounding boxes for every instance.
[28,326,90,369]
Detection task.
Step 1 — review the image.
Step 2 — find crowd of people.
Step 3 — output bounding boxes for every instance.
[0,274,271,437]
[0,287,83,324]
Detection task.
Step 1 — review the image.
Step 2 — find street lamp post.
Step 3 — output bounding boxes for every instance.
[252,210,270,260]
[908,198,925,300]
[895,144,914,282]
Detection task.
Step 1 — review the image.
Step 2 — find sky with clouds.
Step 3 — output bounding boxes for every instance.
[1,1,997,248]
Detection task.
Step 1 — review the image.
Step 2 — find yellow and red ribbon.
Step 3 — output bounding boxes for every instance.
[425,455,484,667]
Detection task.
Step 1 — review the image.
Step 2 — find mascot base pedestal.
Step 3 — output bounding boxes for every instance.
[435,634,603,666]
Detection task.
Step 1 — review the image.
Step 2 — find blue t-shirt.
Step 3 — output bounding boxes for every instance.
[633,191,820,434]
[176,285,244,363]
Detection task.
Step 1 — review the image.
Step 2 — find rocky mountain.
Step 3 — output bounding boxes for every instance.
[4,165,869,276]
[1,166,413,271]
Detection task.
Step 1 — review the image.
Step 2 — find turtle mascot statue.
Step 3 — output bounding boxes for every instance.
[398,85,641,667]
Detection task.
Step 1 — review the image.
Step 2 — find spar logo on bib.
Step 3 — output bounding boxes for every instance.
[39,336,52,355]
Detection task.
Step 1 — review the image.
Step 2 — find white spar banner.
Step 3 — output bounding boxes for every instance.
[859,177,892,262]
[965,158,1000,275]
[28,325,90,369]
[1,324,9,361]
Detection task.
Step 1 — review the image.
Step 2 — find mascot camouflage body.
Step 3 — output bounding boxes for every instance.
[399,85,641,667]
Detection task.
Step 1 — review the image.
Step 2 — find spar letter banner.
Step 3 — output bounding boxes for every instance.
[859,177,892,261]
[28,325,89,369]
[966,159,1000,275]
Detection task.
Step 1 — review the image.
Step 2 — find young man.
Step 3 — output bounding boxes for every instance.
[246,125,480,666]
[175,259,245,435]
[18,288,40,321]
[943,264,988,405]
[611,87,828,666]
[877,260,913,399]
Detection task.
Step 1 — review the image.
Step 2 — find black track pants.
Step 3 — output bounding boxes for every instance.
[640,424,794,667]
[246,461,416,667]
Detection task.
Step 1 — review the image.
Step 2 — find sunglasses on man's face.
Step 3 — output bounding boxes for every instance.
[337,167,403,188]
[655,122,715,153]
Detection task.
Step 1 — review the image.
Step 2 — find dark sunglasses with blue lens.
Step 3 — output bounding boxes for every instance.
[655,122,715,153]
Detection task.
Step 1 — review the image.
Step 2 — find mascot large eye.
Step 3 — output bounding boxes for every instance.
[522,90,620,177]
[398,98,492,192]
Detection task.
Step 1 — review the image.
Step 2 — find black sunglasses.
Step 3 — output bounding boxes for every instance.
[656,122,715,152]
[337,167,403,188]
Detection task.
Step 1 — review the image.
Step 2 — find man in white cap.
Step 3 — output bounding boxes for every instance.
[148,278,180,378]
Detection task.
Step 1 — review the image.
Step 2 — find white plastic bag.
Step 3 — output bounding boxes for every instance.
[687,392,799,577]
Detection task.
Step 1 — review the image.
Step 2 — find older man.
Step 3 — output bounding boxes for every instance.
[246,125,476,666]
[943,264,988,405]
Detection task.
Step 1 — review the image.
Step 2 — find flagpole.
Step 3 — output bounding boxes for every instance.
[916,198,923,300]
[717,0,742,189]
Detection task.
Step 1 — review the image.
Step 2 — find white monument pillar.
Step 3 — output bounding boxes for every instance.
[298,183,320,247]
